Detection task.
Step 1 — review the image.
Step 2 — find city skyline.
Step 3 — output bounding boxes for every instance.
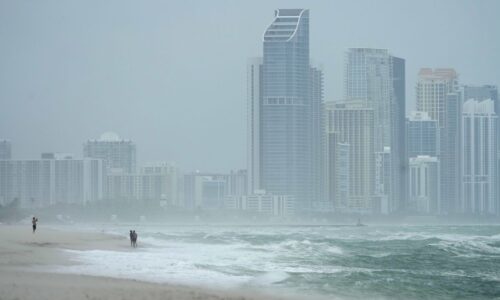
[2,4,500,300]
[1,0,500,172]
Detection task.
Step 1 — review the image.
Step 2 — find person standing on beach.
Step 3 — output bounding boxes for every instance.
[129,230,133,247]
[132,230,138,248]
[32,217,38,233]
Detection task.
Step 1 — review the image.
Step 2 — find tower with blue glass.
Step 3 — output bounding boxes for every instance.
[260,9,314,211]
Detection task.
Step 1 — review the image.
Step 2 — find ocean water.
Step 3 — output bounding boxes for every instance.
[57,225,500,299]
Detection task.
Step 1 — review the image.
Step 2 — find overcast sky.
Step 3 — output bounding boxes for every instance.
[1,0,499,172]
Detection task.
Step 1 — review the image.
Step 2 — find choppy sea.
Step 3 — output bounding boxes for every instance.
[56,224,500,299]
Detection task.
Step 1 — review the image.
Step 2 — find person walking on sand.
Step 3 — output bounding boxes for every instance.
[131,230,138,248]
[32,217,38,233]
[129,230,134,247]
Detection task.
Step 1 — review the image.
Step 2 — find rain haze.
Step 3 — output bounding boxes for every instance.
[1,0,499,171]
[1,1,500,300]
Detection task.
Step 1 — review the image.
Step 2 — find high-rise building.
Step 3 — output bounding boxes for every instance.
[247,57,263,194]
[375,147,391,213]
[0,155,105,208]
[391,56,407,212]
[409,156,440,214]
[462,86,500,207]
[326,101,375,213]
[462,85,498,109]
[416,68,460,215]
[0,140,11,160]
[326,132,349,211]
[183,172,229,210]
[406,111,439,158]
[344,48,406,212]
[83,132,136,173]
[248,9,322,212]
[440,92,463,214]
[416,68,458,128]
[461,99,498,215]
[310,66,325,208]
[345,48,392,152]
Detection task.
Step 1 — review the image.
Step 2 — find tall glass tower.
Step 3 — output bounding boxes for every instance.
[261,9,312,210]
[344,48,406,213]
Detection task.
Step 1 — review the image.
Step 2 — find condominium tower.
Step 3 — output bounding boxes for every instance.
[461,99,498,215]
[83,132,136,173]
[326,101,375,212]
[344,48,406,212]
[248,9,323,211]
[406,111,439,158]
[416,68,458,128]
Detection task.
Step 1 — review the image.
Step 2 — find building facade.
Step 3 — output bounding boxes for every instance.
[344,48,406,212]
[416,68,459,128]
[107,162,181,207]
[409,156,440,214]
[441,92,463,214]
[247,58,263,195]
[326,132,349,211]
[0,140,11,160]
[326,101,375,213]
[83,132,136,173]
[224,190,294,217]
[461,99,498,215]
[227,169,248,197]
[0,155,105,208]
[416,68,460,215]
[183,172,230,210]
[258,9,318,211]
[374,147,391,213]
[406,111,439,158]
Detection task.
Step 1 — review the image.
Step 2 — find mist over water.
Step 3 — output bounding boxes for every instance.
[57,225,500,299]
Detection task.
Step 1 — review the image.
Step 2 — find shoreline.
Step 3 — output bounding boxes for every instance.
[0,224,290,300]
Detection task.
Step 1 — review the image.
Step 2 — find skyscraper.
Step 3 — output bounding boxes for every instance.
[441,92,463,214]
[326,101,375,213]
[310,66,325,208]
[462,85,498,108]
[83,132,136,173]
[326,132,349,211]
[406,111,439,158]
[416,68,460,215]
[406,110,442,213]
[409,156,440,214]
[344,48,406,212]
[461,99,498,215]
[462,86,500,202]
[375,147,391,212]
[248,9,322,212]
[247,57,263,194]
[416,68,458,128]
[391,56,407,212]
[345,49,392,151]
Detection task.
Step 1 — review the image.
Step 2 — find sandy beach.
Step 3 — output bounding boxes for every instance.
[0,224,283,300]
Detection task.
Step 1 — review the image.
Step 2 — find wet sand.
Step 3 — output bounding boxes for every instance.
[0,224,282,300]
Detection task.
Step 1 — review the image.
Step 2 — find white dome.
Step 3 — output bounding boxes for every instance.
[99,131,121,142]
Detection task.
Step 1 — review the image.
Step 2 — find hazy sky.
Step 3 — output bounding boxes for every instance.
[1,0,499,172]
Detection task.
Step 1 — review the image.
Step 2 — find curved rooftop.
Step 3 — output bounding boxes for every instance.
[263,9,308,42]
